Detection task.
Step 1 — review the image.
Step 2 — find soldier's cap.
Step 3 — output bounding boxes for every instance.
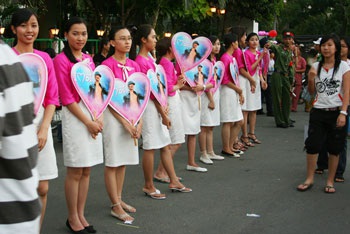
[283,31,294,38]
[313,37,322,45]
[128,81,135,86]
[94,72,101,77]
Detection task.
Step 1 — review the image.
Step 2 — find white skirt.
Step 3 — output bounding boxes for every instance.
[62,101,103,167]
[240,72,261,111]
[141,100,171,150]
[200,90,220,127]
[180,90,201,135]
[34,106,58,180]
[102,108,139,167]
[168,92,185,144]
[220,85,243,122]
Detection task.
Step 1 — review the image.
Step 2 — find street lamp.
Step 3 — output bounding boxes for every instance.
[0,26,5,38]
[210,7,217,13]
[219,9,226,15]
[96,29,105,38]
[50,27,59,37]
[164,32,172,38]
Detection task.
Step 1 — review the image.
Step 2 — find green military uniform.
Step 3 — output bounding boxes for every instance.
[269,43,294,127]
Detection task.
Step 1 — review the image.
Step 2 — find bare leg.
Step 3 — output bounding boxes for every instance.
[77,167,91,227]
[241,111,249,137]
[248,111,257,134]
[104,166,133,221]
[198,126,207,154]
[154,143,182,180]
[187,135,198,166]
[206,127,214,153]
[222,122,234,154]
[142,149,155,190]
[116,166,136,213]
[38,180,49,230]
[65,167,85,231]
[327,154,339,188]
[160,146,190,190]
[230,120,243,151]
[297,153,318,190]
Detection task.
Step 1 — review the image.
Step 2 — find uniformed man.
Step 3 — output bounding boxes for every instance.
[267,31,295,128]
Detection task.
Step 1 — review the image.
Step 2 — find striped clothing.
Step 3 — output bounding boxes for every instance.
[0,42,40,233]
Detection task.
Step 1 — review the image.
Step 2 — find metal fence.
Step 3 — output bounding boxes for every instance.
[2,38,100,55]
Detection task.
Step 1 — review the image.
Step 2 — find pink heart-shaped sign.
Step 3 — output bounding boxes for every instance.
[109,72,150,126]
[147,65,168,107]
[18,53,48,115]
[71,63,115,119]
[229,57,240,86]
[171,32,212,72]
[211,61,225,94]
[184,59,213,95]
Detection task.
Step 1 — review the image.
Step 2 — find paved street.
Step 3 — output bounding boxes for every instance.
[42,104,350,234]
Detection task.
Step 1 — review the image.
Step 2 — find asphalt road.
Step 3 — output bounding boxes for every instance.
[42,104,350,234]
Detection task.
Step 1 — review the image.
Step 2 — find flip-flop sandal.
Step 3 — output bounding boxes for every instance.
[324,185,336,194]
[335,177,345,183]
[315,168,324,174]
[169,187,192,193]
[297,183,313,192]
[153,176,170,183]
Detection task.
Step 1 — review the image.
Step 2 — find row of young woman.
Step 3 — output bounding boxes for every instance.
[11,9,268,234]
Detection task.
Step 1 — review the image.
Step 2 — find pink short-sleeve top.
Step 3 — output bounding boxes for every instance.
[102,57,140,81]
[220,52,234,85]
[158,57,177,97]
[135,55,156,100]
[233,48,246,70]
[243,49,262,76]
[54,52,95,106]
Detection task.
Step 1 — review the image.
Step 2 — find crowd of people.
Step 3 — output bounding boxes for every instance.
[1,7,350,234]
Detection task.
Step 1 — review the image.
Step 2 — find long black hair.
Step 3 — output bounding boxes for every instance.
[155,37,171,64]
[208,35,219,62]
[129,24,153,60]
[317,34,341,79]
[62,16,87,63]
[10,8,38,46]
[340,35,350,59]
[106,26,129,58]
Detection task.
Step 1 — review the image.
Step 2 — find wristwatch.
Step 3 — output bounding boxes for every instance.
[340,110,348,116]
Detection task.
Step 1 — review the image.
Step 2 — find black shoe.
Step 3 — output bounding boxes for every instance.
[290,119,296,123]
[66,220,89,234]
[221,150,234,157]
[266,112,274,117]
[289,123,295,127]
[276,124,288,128]
[85,225,97,233]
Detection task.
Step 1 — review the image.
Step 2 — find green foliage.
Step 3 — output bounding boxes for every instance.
[279,0,350,35]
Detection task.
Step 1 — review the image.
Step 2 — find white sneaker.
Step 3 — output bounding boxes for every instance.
[207,152,225,160]
[199,155,214,165]
[186,165,208,172]
[233,152,241,158]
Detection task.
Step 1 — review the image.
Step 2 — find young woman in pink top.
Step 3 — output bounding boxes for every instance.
[132,25,191,198]
[152,37,186,182]
[240,33,267,145]
[11,8,59,231]
[198,35,225,164]
[220,33,244,158]
[101,26,142,222]
[54,17,103,233]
